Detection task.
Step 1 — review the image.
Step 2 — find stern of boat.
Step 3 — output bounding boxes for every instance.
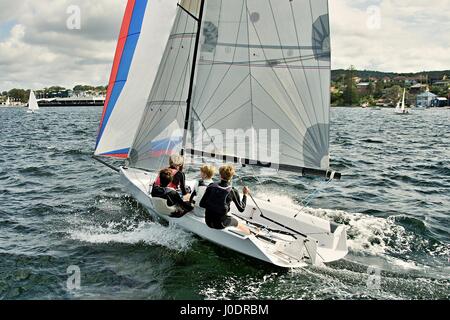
[314,224,348,264]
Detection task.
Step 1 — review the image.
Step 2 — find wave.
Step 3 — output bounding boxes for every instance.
[62,149,89,156]
[254,191,449,261]
[65,193,194,253]
[67,221,194,253]
[18,166,54,177]
[73,129,88,135]
[361,139,384,144]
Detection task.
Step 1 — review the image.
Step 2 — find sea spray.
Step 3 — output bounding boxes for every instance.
[254,191,449,261]
[68,221,194,253]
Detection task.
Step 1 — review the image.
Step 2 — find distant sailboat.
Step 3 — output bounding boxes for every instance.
[27,91,39,113]
[395,88,409,115]
[93,0,348,268]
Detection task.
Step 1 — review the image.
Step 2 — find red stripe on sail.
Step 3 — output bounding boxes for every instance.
[98,0,136,138]
[102,153,129,159]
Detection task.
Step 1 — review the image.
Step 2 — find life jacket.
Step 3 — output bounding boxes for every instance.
[194,179,213,204]
[202,183,232,215]
[154,168,179,190]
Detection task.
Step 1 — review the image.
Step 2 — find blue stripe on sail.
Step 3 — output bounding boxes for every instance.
[115,33,140,82]
[128,0,148,35]
[101,148,130,157]
[150,137,183,156]
[96,0,148,148]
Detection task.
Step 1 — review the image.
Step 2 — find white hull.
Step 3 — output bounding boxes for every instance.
[120,167,348,268]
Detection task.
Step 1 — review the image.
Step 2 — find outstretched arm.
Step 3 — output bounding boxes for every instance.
[230,188,247,213]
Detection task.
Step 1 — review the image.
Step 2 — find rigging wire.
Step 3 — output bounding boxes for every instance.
[293,176,334,218]
[240,178,327,264]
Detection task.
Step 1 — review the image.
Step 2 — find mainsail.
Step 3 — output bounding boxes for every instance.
[189,0,331,171]
[127,0,336,178]
[94,0,178,158]
[28,91,39,111]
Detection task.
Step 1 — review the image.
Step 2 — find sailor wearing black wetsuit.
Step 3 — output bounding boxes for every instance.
[171,168,190,195]
[199,165,251,235]
[200,180,247,229]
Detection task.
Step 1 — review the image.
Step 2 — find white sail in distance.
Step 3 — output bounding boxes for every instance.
[28,91,39,111]
[401,88,406,112]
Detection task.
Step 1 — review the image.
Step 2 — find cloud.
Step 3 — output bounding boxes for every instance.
[330,0,450,72]
[0,0,449,92]
[0,0,127,91]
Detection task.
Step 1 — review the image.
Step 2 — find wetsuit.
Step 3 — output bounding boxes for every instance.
[171,168,191,196]
[199,180,246,229]
[151,185,193,217]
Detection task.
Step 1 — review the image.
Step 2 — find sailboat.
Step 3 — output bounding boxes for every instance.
[395,88,409,115]
[27,90,39,113]
[93,0,348,268]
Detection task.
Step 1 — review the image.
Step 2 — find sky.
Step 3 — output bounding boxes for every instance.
[0,0,449,91]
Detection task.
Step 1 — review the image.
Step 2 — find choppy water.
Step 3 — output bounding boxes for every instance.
[0,107,448,300]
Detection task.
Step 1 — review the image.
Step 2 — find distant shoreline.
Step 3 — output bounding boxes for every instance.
[0,105,102,108]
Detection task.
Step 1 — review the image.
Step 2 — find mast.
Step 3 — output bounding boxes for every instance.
[182,0,205,155]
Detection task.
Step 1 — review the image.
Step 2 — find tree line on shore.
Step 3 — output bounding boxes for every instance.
[331,66,450,107]
[2,67,449,105]
[1,85,107,103]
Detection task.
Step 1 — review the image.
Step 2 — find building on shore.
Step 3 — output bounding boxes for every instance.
[416,91,437,108]
[409,83,429,94]
[431,97,449,108]
[431,80,450,88]
[36,89,73,99]
[356,82,371,94]
[38,96,105,107]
